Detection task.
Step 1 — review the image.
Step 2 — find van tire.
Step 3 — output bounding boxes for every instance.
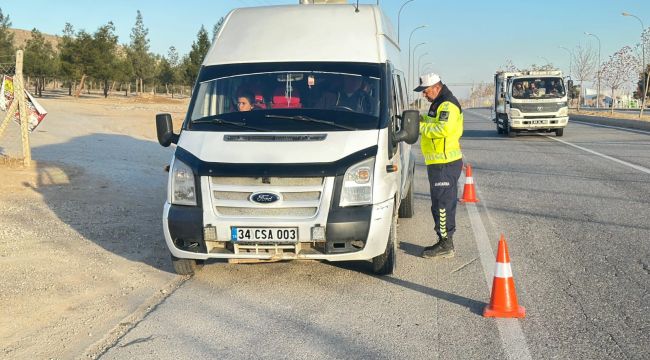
[555,128,564,137]
[171,254,200,275]
[398,181,414,218]
[372,214,397,275]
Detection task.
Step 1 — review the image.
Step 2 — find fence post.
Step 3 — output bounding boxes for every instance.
[15,50,32,166]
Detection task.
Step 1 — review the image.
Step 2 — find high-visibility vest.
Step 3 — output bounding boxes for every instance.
[419,101,463,165]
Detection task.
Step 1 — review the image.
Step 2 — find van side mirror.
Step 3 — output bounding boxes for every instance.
[566,80,575,99]
[394,110,420,145]
[156,113,179,147]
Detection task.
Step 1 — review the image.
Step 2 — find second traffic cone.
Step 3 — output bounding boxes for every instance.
[483,235,526,318]
[459,164,479,203]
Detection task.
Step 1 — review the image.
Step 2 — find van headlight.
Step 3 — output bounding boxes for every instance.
[510,109,522,118]
[558,107,568,116]
[171,159,197,206]
[340,157,374,207]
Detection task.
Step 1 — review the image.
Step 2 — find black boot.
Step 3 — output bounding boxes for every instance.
[422,237,455,259]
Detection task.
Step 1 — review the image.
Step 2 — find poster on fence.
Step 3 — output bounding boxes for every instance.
[1,75,48,132]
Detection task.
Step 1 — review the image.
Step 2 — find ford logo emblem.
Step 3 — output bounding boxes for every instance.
[249,192,281,204]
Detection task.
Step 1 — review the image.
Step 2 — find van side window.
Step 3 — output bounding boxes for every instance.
[392,73,406,133]
[399,75,409,110]
[394,73,406,114]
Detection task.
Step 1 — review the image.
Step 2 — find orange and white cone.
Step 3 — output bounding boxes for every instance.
[483,234,526,318]
[459,164,479,203]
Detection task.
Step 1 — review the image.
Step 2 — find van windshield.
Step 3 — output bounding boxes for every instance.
[188,68,381,131]
[511,77,565,99]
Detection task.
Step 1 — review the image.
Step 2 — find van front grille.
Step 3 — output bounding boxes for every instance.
[209,176,325,218]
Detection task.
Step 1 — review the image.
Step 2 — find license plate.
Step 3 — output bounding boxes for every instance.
[231,227,298,242]
[530,120,546,124]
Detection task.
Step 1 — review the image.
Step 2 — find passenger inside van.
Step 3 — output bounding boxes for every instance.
[525,82,540,98]
[237,92,255,112]
[512,83,525,97]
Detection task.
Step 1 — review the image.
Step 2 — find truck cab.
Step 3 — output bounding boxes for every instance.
[493,70,569,137]
[155,4,419,276]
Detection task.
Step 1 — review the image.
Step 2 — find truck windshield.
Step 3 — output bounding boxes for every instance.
[511,77,565,99]
[188,68,381,132]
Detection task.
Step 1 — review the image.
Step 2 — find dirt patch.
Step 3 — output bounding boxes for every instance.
[37,92,189,140]
[570,109,650,122]
[0,92,181,359]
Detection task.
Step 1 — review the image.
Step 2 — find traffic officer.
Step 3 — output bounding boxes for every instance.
[413,73,464,259]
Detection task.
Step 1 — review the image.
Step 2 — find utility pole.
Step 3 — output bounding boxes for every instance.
[558,46,572,78]
[622,12,647,117]
[585,32,601,109]
[397,0,415,45]
[408,25,427,104]
[16,51,31,166]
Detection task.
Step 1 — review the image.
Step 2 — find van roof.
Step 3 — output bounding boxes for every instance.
[204,4,398,66]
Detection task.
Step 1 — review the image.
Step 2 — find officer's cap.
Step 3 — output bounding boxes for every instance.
[414,73,442,92]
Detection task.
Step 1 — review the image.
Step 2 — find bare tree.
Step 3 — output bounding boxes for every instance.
[501,59,519,72]
[601,46,637,114]
[530,63,555,71]
[468,82,493,108]
[572,44,596,110]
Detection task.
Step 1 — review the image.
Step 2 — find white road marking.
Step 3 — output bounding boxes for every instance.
[465,109,650,175]
[569,120,650,135]
[465,202,532,360]
[547,137,650,175]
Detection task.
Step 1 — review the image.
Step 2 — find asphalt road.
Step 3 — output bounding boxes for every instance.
[101,109,650,360]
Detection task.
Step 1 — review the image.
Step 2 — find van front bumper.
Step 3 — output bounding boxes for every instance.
[510,116,568,130]
[162,199,394,262]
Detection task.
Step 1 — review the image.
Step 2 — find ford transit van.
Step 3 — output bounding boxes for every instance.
[156,3,419,275]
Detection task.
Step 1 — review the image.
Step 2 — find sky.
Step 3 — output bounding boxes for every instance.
[3,0,650,96]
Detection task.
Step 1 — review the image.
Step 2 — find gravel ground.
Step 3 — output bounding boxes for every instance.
[0,93,187,359]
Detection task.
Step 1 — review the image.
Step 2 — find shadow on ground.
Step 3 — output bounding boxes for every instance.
[26,133,174,272]
[326,260,485,316]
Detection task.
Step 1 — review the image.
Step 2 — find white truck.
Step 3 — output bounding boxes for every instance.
[493,70,570,136]
[155,3,419,276]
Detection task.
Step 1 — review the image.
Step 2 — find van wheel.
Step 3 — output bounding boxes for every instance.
[506,123,517,137]
[372,214,397,275]
[398,181,414,218]
[171,254,201,275]
[555,128,564,137]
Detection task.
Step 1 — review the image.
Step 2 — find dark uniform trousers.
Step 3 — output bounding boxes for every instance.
[426,158,463,240]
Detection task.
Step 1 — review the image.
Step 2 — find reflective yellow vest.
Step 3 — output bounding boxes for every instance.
[419,101,463,165]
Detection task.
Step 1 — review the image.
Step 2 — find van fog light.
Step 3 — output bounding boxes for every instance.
[311,226,326,241]
[514,121,521,125]
[204,226,217,241]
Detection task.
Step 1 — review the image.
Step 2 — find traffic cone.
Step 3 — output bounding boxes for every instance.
[459,164,479,203]
[483,235,526,318]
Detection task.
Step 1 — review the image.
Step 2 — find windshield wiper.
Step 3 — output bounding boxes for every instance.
[265,114,358,130]
[192,115,268,131]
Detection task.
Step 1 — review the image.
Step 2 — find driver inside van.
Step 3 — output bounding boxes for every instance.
[317,76,374,114]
